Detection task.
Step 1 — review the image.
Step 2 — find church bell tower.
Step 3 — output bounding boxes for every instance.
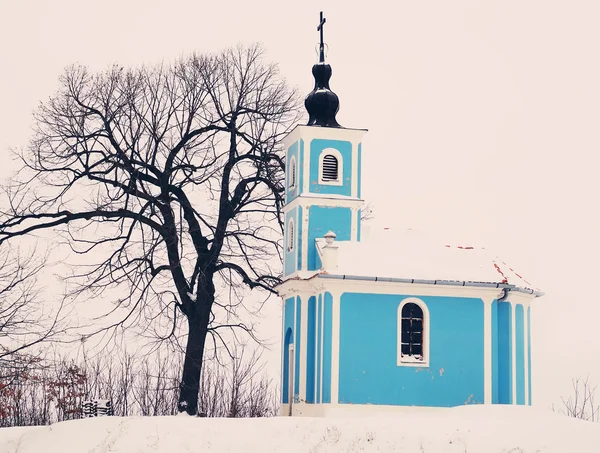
[282,12,367,279]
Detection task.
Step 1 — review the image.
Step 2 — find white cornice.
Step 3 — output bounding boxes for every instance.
[505,290,536,307]
[282,125,368,149]
[276,275,507,300]
[284,194,364,212]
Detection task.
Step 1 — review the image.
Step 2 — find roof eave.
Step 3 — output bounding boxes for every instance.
[317,273,545,298]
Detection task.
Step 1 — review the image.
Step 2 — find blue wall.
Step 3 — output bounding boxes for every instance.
[282,297,295,403]
[338,293,485,407]
[307,206,352,270]
[498,302,513,404]
[515,304,525,405]
[309,139,352,196]
[306,296,316,403]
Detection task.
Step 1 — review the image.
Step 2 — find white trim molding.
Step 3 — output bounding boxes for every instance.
[318,148,344,186]
[277,276,510,302]
[298,292,310,403]
[288,155,297,189]
[329,290,342,404]
[397,297,430,367]
[282,124,368,150]
[351,140,359,198]
[279,296,286,412]
[284,194,363,212]
[351,206,358,241]
[523,300,531,406]
[301,204,309,272]
[319,293,325,404]
[510,299,517,405]
[303,139,310,194]
[482,296,495,404]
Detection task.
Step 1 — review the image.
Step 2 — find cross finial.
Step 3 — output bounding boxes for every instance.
[317,11,326,63]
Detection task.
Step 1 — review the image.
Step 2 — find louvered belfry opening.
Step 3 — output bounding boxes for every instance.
[322,154,338,181]
[401,303,424,359]
[288,221,294,251]
[290,158,296,188]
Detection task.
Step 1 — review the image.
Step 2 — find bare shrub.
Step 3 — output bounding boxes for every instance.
[555,375,599,422]
[0,344,276,426]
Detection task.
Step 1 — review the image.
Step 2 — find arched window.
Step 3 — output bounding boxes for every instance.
[287,219,294,252]
[318,149,343,185]
[398,298,429,366]
[289,156,297,189]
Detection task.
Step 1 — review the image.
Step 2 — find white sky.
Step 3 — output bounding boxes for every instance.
[1,0,599,410]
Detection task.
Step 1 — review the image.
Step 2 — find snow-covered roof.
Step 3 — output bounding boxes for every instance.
[315,227,542,296]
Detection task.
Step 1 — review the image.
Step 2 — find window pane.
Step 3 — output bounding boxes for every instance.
[402,303,423,319]
[401,318,411,333]
[401,343,411,355]
[412,343,423,355]
[410,332,422,344]
[411,319,423,332]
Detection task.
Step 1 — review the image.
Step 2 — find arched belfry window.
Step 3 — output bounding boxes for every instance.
[397,298,429,366]
[318,149,343,185]
[287,219,294,252]
[289,156,297,189]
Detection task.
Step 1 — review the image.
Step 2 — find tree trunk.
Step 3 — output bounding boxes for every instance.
[178,310,209,415]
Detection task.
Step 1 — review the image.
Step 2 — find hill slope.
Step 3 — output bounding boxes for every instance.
[1,406,598,453]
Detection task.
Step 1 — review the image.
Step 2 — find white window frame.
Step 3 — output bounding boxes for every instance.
[289,155,297,189]
[287,218,295,252]
[318,148,343,186]
[397,297,430,367]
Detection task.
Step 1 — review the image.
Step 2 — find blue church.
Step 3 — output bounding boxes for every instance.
[276,14,544,417]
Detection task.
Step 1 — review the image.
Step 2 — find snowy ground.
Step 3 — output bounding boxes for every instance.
[1,405,598,453]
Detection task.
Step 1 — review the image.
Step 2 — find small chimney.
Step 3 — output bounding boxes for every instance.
[321,231,339,270]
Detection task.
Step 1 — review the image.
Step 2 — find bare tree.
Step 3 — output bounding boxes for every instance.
[555,375,599,422]
[0,246,63,380]
[360,202,375,222]
[0,43,300,415]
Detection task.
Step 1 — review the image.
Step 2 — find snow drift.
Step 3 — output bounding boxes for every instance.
[1,405,599,453]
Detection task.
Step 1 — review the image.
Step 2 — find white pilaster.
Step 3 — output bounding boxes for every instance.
[483,297,494,404]
[294,208,299,272]
[301,203,309,272]
[314,297,319,403]
[350,207,358,241]
[298,292,310,402]
[292,296,297,402]
[510,300,517,405]
[330,290,342,404]
[523,302,530,406]
[319,293,325,403]
[303,139,310,194]
[279,297,286,413]
[351,141,359,198]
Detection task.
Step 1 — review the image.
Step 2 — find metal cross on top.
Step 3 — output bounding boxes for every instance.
[317,11,326,62]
